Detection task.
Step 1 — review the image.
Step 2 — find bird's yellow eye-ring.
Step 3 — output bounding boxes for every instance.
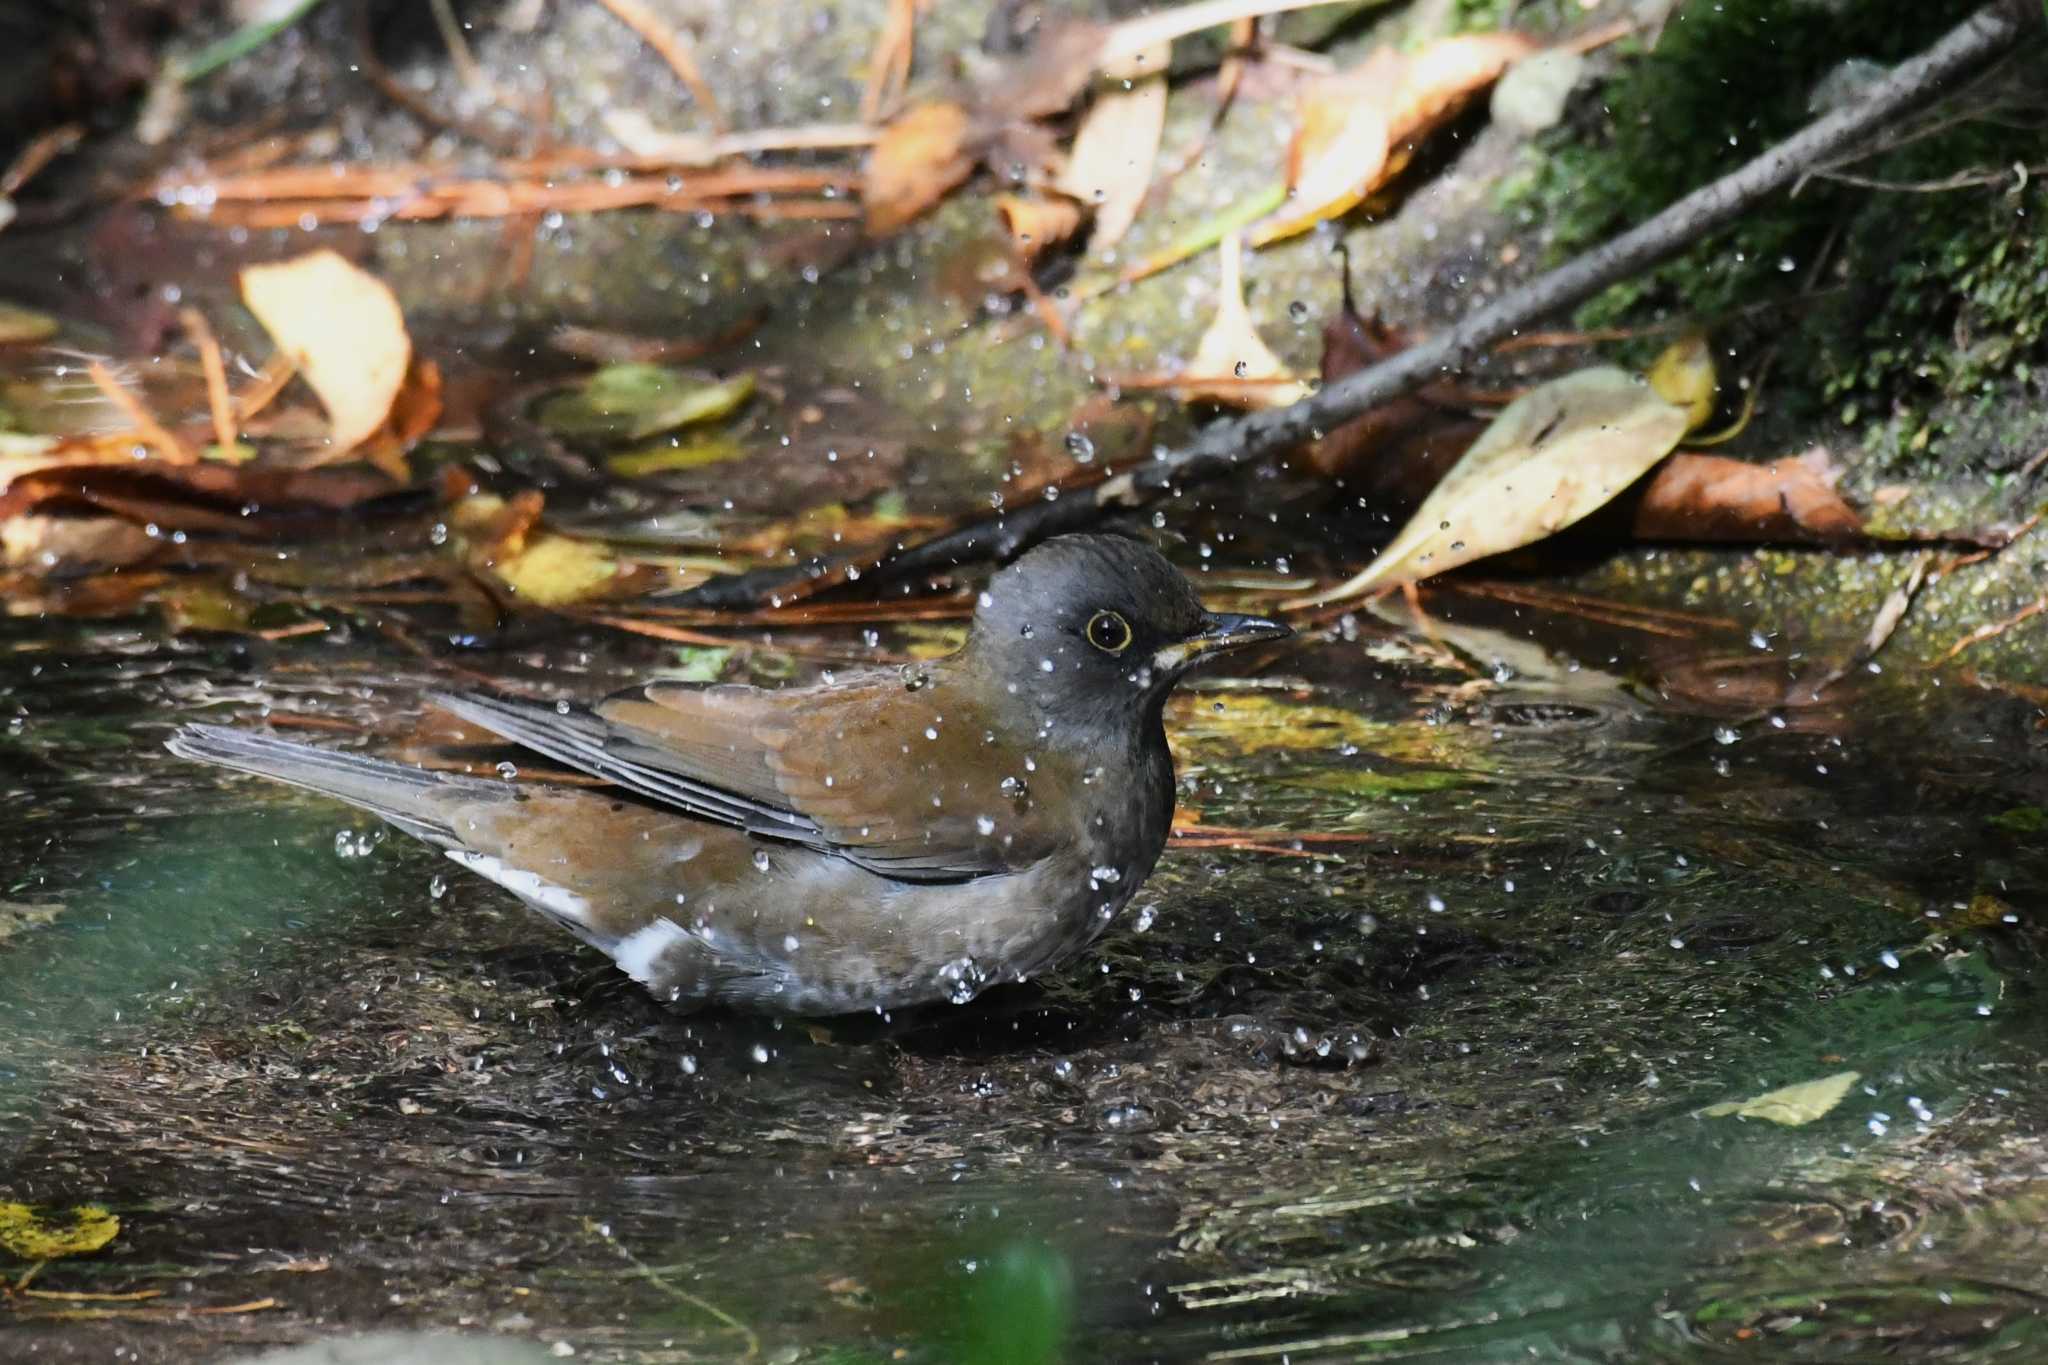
[1086,610,1133,654]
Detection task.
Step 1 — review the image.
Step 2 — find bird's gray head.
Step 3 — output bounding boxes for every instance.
[965,535,1290,737]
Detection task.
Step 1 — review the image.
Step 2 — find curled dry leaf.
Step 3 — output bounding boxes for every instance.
[1253,32,1534,246]
[995,193,1085,261]
[864,100,977,235]
[239,249,411,457]
[1057,41,1170,251]
[1177,234,1310,409]
[1254,54,1394,247]
[1628,449,1863,542]
[1292,360,1700,606]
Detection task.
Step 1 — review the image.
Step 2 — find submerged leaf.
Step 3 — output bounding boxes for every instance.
[1701,1071,1861,1126]
[239,249,411,455]
[0,302,58,346]
[1291,364,1695,605]
[0,1202,119,1261]
[539,366,755,444]
[605,431,749,477]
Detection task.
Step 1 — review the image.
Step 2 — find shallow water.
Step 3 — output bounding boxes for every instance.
[3,578,2045,1363]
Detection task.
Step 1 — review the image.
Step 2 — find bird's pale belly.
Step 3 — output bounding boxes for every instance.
[448,787,1158,1015]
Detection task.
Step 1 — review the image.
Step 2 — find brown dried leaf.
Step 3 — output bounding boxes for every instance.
[239,249,412,457]
[864,101,978,235]
[1628,449,1864,542]
[994,193,1085,260]
[1058,42,1170,251]
[1253,33,1535,246]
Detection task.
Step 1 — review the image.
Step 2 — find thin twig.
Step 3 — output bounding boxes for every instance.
[677,0,2041,610]
[1939,594,2047,663]
[584,1219,760,1360]
[179,307,238,455]
[1,123,84,197]
[87,360,193,463]
[594,0,726,133]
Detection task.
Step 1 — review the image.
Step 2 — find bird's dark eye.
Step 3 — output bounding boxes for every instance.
[1086,610,1133,654]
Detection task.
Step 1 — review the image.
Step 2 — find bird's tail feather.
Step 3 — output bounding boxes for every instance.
[165,724,499,843]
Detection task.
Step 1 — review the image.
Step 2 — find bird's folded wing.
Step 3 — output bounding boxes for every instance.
[433,677,1067,882]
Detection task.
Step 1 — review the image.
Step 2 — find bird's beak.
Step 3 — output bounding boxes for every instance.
[1152,611,1293,673]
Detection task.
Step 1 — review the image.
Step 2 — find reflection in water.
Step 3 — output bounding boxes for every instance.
[0,586,2044,1362]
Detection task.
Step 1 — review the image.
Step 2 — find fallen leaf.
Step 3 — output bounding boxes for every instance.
[1252,54,1394,247]
[449,491,650,607]
[864,100,978,235]
[1252,33,1534,246]
[538,366,755,444]
[1177,234,1310,408]
[0,900,63,943]
[0,302,58,345]
[606,430,748,477]
[1647,331,1717,430]
[1,514,157,573]
[1626,449,1864,542]
[1701,1071,1861,1126]
[0,1203,119,1261]
[1292,360,1698,605]
[1058,42,1170,251]
[1301,273,1471,479]
[994,194,1085,261]
[239,249,412,456]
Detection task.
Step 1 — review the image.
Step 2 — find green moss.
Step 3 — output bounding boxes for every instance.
[1508,0,2047,473]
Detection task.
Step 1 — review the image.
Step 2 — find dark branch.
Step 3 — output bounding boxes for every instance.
[677,0,2039,609]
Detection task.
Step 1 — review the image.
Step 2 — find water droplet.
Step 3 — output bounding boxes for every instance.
[750,1043,771,1064]
[1288,300,1309,322]
[975,815,996,835]
[679,1054,698,1075]
[429,874,448,899]
[1065,431,1096,462]
[1233,360,1249,377]
[1713,725,1740,745]
[783,934,801,953]
[752,849,771,872]
[1133,904,1157,932]
[496,761,519,780]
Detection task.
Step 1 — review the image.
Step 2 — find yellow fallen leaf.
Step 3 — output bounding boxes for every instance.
[1177,234,1310,409]
[1648,331,1718,431]
[1290,363,1695,606]
[1059,42,1170,251]
[1252,56,1393,247]
[493,532,622,606]
[0,1202,119,1261]
[240,249,411,456]
[0,302,58,346]
[1701,1071,1861,1126]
